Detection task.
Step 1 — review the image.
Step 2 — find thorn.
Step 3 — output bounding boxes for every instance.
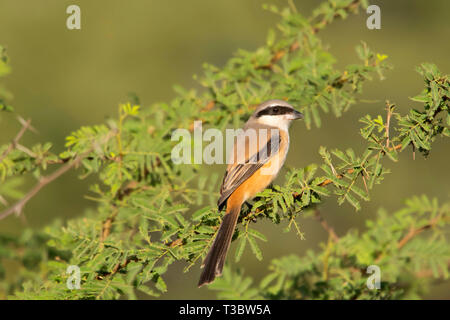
[0,195,8,206]
[362,174,369,193]
[17,116,38,134]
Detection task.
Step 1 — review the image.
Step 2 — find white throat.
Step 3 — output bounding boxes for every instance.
[256,115,291,132]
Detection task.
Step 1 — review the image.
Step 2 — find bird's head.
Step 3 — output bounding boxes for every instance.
[249,99,303,131]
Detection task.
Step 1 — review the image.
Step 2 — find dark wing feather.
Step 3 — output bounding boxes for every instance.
[217,132,280,210]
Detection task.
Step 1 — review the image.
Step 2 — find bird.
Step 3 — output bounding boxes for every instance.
[198,99,303,287]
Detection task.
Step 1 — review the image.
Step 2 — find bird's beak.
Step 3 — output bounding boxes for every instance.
[291,110,303,120]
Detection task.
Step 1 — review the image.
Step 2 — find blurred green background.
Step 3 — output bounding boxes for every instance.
[0,0,449,299]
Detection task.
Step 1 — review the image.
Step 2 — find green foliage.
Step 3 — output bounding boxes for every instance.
[397,64,450,153]
[0,0,448,300]
[208,267,262,300]
[215,195,450,300]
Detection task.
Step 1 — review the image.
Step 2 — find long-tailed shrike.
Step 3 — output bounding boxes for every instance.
[198,99,303,287]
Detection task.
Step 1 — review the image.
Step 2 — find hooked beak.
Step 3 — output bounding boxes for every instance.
[291,109,303,120]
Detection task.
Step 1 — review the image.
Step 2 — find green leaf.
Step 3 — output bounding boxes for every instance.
[344,193,361,211]
[235,236,247,262]
[155,275,167,292]
[247,229,268,242]
[248,236,263,261]
[192,207,211,221]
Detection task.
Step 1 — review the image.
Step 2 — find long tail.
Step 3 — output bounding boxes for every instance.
[198,204,241,287]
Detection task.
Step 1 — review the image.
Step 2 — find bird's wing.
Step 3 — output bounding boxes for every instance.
[217,127,280,210]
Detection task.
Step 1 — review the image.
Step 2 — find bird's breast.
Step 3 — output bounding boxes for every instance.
[234,130,289,203]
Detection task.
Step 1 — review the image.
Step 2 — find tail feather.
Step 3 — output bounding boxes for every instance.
[198,205,240,287]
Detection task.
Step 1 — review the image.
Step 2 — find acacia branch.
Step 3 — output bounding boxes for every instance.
[397,214,442,249]
[0,131,115,220]
[259,0,363,69]
[0,118,32,163]
[310,0,362,34]
[0,152,87,220]
[415,260,450,278]
[99,208,118,248]
[317,143,402,188]
[385,102,394,148]
[374,213,445,264]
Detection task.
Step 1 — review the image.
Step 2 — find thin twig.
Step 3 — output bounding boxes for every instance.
[258,0,363,70]
[317,143,403,188]
[15,144,37,157]
[361,173,369,193]
[0,132,114,220]
[375,214,444,263]
[287,0,298,14]
[397,215,441,249]
[385,102,393,148]
[17,116,38,134]
[318,168,354,188]
[0,118,32,163]
[0,195,8,206]
[99,208,118,247]
[0,152,86,219]
[415,261,450,278]
[311,0,361,34]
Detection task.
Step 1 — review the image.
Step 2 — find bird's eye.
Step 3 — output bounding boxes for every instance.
[273,107,279,113]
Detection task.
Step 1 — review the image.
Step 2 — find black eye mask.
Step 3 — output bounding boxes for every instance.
[256,106,293,117]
